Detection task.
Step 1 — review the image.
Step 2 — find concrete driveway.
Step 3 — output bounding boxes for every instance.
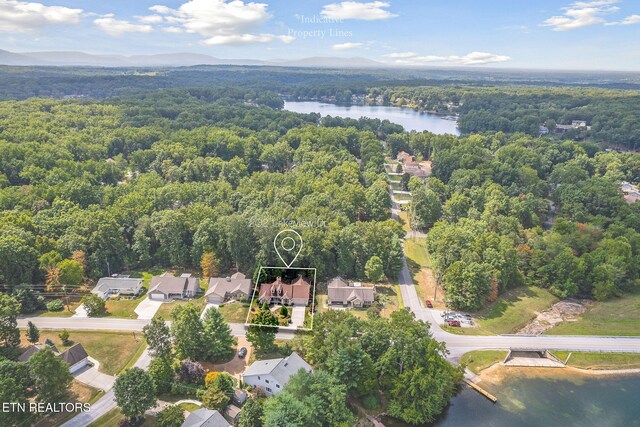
[201,303,219,319]
[72,304,88,318]
[134,297,163,320]
[291,307,306,328]
[73,359,115,391]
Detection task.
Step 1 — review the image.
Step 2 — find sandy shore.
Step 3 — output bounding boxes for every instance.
[476,362,640,386]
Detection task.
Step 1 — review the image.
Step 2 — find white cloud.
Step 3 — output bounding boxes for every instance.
[94,17,153,36]
[137,15,164,24]
[332,42,363,51]
[393,51,511,66]
[383,51,417,58]
[202,33,293,45]
[149,0,290,45]
[321,1,397,21]
[0,0,83,33]
[162,26,184,33]
[543,0,620,31]
[606,14,640,25]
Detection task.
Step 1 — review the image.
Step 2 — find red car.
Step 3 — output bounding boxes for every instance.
[425,300,433,308]
[446,320,461,327]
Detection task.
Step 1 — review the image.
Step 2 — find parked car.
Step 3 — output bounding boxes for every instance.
[446,320,461,327]
[238,347,247,358]
[425,299,433,308]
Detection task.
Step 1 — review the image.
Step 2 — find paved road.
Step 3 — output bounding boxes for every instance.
[17,317,298,341]
[60,349,151,427]
[390,195,640,360]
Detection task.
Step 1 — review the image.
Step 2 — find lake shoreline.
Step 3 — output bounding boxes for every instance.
[283,101,460,135]
[476,361,640,387]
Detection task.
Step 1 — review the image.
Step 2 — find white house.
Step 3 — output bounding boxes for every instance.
[91,276,143,299]
[242,352,312,396]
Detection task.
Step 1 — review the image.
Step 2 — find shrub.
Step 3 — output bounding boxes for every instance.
[157,405,184,427]
[279,306,288,317]
[46,300,64,312]
[177,359,205,385]
[58,329,71,346]
[362,394,378,410]
[205,371,221,388]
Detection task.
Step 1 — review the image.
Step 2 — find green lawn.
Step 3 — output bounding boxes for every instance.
[546,292,640,336]
[179,403,201,412]
[552,351,640,370]
[90,408,157,427]
[219,302,250,323]
[154,297,207,320]
[446,286,559,336]
[397,210,412,234]
[37,301,81,317]
[24,330,146,375]
[461,350,508,374]
[104,295,147,319]
[404,237,431,269]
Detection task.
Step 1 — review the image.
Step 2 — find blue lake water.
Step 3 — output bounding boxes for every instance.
[283,101,460,136]
[382,372,640,427]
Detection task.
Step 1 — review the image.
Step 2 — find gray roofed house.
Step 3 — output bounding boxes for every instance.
[224,405,241,423]
[232,388,248,405]
[242,352,312,396]
[205,272,252,304]
[327,276,375,308]
[91,277,143,299]
[19,342,89,373]
[148,274,200,301]
[181,408,230,427]
[59,343,90,373]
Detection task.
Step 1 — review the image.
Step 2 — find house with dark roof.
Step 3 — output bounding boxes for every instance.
[205,272,252,304]
[258,276,310,306]
[91,276,143,299]
[19,343,89,373]
[148,273,200,301]
[327,277,375,308]
[242,352,312,396]
[181,408,230,427]
[224,405,241,424]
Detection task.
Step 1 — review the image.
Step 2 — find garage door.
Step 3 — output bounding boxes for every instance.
[149,293,165,301]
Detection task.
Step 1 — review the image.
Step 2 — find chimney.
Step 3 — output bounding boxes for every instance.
[226,276,231,282]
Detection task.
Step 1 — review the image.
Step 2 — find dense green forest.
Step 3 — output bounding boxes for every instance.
[0,88,405,293]
[0,72,639,311]
[404,133,640,309]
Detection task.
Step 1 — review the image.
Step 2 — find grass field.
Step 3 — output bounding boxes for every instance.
[38,301,81,317]
[104,294,147,319]
[445,286,559,336]
[552,351,640,369]
[219,302,250,323]
[397,210,412,234]
[153,297,207,320]
[90,408,157,427]
[546,292,640,336]
[21,330,145,375]
[403,237,445,309]
[179,403,201,412]
[460,350,508,374]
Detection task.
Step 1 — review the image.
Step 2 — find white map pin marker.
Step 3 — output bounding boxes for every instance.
[274,229,303,268]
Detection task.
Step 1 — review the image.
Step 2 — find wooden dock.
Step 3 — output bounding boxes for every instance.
[464,379,497,403]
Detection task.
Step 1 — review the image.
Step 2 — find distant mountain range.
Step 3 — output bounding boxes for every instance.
[0,49,389,68]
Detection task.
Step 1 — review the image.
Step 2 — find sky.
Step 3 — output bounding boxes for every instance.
[0,0,639,70]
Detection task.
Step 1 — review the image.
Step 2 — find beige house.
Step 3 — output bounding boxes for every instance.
[327,277,375,308]
[205,272,252,304]
[148,273,200,301]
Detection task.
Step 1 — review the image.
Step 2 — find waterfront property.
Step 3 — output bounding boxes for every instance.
[242,352,312,396]
[91,276,143,300]
[205,272,252,304]
[258,276,311,306]
[148,273,200,301]
[327,276,375,308]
